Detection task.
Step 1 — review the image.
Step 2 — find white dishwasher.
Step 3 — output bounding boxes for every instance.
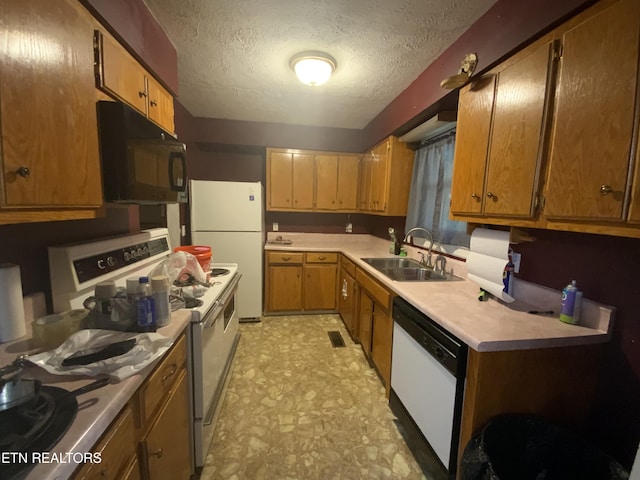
[390,297,467,480]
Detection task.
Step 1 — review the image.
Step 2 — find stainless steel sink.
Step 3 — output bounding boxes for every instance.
[361,257,463,282]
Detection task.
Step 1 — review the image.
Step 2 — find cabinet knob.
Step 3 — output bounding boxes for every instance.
[161,363,177,382]
[486,192,495,199]
[150,99,158,107]
[139,90,147,98]
[151,448,164,458]
[16,166,30,178]
[471,193,480,200]
[600,184,613,196]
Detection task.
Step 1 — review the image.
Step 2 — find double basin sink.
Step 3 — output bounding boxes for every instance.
[361,257,463,282]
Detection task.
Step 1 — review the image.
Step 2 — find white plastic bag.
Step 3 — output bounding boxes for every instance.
[26,329,173,382]
[148,251,207,285]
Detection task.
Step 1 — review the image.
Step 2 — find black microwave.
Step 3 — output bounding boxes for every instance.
[97,101,187,204]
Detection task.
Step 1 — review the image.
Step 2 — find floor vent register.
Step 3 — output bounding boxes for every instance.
[327,331,346,348]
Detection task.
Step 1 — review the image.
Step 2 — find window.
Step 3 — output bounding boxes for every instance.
[405,132,470,257]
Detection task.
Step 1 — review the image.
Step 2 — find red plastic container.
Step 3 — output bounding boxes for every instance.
[174,245,212,272]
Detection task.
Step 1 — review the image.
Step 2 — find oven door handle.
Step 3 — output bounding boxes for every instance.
[203,301,221,328]
[216,273,241,307]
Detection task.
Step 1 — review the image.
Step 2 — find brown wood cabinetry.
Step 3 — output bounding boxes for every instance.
[72,332,190,480]
[315,154,360,210]
[355,267,394,393]
[95,31,175,134]
[0,0,104,225]
[338,255,358,340]
[450,36,556,219]
[451,0,640,239]
[544,0,639,222]
[359,136,415,216]
[265,251,338,313]
[267,150,314,210]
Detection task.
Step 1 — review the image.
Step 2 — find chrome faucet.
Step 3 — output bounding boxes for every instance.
[404,227,434,269]
[434,255,447,275]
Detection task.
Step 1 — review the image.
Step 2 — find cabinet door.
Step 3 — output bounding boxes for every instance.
[545,0,640,221]
[0,0,103,208]
[370,142,389,212]
[268,152,293,209]
[304,264,337,310]
[450,76,496,215]
[96,31,148,116]
[147,75,175,134]
[144,371,191,480]
[268,265,303,311]
[358,292,373,357]
[338,272,356,337]
[337,155,360,210]
[484,40,555,217]
[315,154,338,210]
[358,152,373,211]
[371,306,393,388]
[292,153,314,209]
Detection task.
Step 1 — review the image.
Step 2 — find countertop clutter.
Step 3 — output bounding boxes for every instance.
[264,232,614,352]
[0,298,191,480]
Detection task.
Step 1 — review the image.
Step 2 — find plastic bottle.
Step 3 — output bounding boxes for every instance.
[136,276,156,332]
[151,275,171,327]
[503,259,514,295]
[559,280,582,325]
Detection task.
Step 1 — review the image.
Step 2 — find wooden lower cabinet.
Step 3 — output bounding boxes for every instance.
[265,251,337,313]
[358,291,374,358]
[142,370,190,480]
[371,307,393,390]
[73,332,190,480]
[338,270,357,340]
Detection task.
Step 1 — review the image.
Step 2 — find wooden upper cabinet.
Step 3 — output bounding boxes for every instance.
[0,0,103,211]
[359,136,414,216]
[544,0,640,221]
[95,30,175,134]
[147,76,175,134]
[268,151,294,209]
[292,153,314,209]
[316,154,360,210]
[450,76,495,215]
[451,38,555,218]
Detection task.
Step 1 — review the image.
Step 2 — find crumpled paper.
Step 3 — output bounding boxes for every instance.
[26,329,174,382]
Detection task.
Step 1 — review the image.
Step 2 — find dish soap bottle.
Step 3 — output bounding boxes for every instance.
[559,280,582,325]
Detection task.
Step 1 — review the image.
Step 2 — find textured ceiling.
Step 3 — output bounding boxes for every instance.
[144,0,496,129]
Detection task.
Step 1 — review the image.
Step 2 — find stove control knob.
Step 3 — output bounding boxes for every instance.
[137,248,143,256]
[107,256,116,267]
[130,250,137,259]
[124,252,130,261]
[97,259,106,269]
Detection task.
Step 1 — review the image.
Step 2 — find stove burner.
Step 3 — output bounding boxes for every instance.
[0,386,77,480]
[211,268,230,277]
[184,297,204,309]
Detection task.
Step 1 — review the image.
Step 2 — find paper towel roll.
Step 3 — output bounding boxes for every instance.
[0,263,26,342]
[466,228,515,303]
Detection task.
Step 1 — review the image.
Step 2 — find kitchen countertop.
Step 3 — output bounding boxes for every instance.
[265,232,614,352]
[0,306,192,480]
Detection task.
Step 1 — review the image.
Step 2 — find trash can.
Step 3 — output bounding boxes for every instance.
[459,414,629,480]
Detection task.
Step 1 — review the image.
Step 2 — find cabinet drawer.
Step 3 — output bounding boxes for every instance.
[340,255,356,277]
[305,252,338,263]
[356,268,392,311]
[73,404,136,480]
[267,251,304,264]
[138,334,186,425]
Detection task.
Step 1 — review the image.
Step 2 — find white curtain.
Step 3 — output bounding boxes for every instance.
[405,133,470,248]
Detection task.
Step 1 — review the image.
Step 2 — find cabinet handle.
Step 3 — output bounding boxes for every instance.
[150,99,158,107]
[600,184,613,196]
[162,363,177,382]
[486,192,495,198]
[471,193,480,200]
[139,90,147,98]
[16,166,30,178]
[281,257,291,261]
[318,256,326,260]
[151,448,164,459]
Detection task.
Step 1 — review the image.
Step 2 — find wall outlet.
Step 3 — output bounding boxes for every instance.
[346,222,352,233]
[273,222,279,232]
[511,252,522,273]
[181,224,186,237]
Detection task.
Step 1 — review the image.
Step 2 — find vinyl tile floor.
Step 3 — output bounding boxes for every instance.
[198,314,428,480]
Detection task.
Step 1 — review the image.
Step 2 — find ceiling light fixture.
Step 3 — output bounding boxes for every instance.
[440,53,478,89]
[290,51,337,86]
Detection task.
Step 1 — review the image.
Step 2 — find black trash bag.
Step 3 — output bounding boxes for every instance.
[459,414,629,480]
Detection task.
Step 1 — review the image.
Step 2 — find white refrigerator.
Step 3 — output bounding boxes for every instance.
[189,180,264,320]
